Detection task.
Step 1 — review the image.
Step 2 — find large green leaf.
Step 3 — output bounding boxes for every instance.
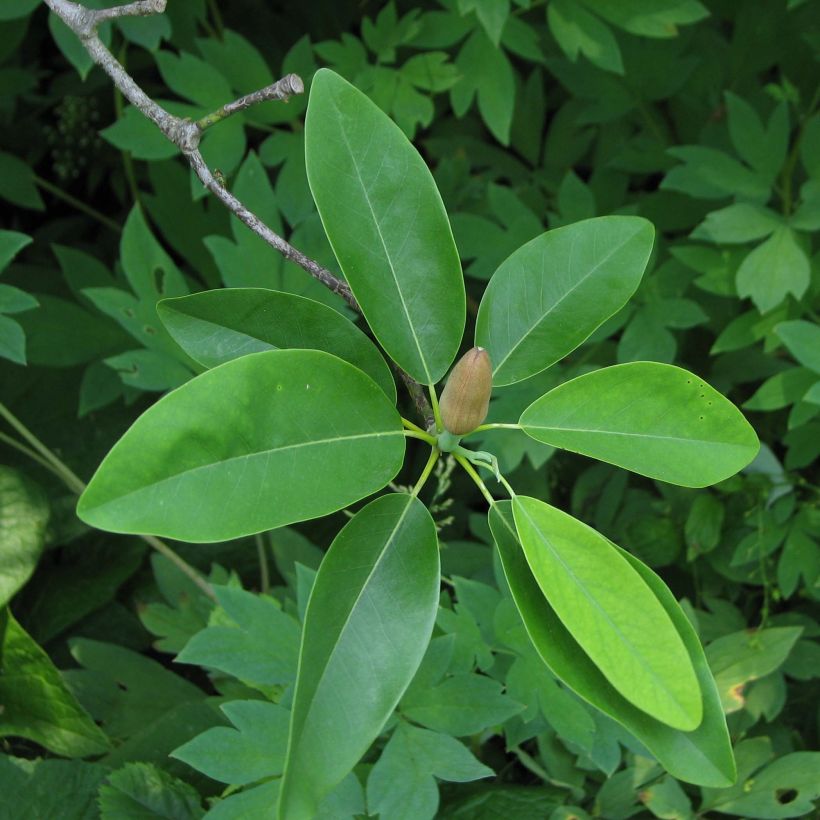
[278,493,440,819]
[511,496,702,730]
[0,466,49,607]
[519,362,759,487]
[489,504,735,787]
[305,68,465,385]
[77,350,404,541]
[0,609,110,758]
[475,217,654,385]
[157,288,396,401]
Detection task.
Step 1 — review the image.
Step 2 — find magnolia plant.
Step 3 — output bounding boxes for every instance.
[76,69,759,818]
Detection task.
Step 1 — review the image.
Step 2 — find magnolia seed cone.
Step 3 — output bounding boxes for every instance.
[440,347,493,436]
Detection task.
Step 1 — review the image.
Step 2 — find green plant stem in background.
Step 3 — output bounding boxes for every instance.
[0,401,216,601]
[255,533,270,594]
[34,175,122,234]
[780,83,820,215]
[469,422,521,434]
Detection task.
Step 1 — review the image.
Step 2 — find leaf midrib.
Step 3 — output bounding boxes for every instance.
[331,97,431,384]
[522,425,751,449]
[514,500,693,724]
[492,224,642,378]
[87,430,403,509]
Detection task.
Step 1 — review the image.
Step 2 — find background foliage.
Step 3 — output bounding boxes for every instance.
[1,0,819,817]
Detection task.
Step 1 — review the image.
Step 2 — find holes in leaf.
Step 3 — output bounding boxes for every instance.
[776,788,798,805]
[143,325,156,335]
[276,384,283,392]
[153,266,166,294]
[123,308,135,318]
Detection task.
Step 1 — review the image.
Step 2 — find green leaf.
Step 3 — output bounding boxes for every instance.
[101,106,180,161]
[691,203,782,244]
[0,756,107,820]
[176,585,300,695]
[548,0,624,75]
[305,68,464,385]
[662,147,771,201]
[402,672,525,736]
[775,320,820,374]
[511,496,702,730]
[725,93,788,181]
[0,229,32,273]
[476,217,654,385]
[0,150,44,210]
[489,503,735,787]
[278,493,440,819]
[77,349,404,541]
[452,28,515,144]
[158,288,396,401]
[577,0,708,37]
[172,700,290,785]
[0,0,40,20]
[736,227,811,313]
[0,283,38,314]
[366,722,494,820]
[705,627,802,713]
[0,466,49,607]
[701,751,820,818]
[98,762,204,819]
[104,349,192,392]
[0,314,25,363]
[521,362,759,486]
[744,367,817,411]
[0,609,110,758]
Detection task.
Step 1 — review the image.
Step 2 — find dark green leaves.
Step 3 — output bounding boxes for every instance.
[489,503,735,787]
[0,609,110,758]
[520,362,759,487]
[305,68,465,385]
[279,494,440,819]
[157,288,395,401]
[476,217,654,385]
[77,350,404,541]
[512,496,701,730]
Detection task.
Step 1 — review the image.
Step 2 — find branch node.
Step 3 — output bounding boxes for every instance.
[167,119,201,153]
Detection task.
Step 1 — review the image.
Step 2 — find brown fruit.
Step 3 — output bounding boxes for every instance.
[439,347,492,436]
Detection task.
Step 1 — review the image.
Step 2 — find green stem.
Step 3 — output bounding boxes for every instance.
[454,454,496,506]
[428,384,443,432]
[0,431,66,482]
[34,176,121,234]
[404,429,438,446]
[468,422,521,434]
[207,0,225,38]
[780,83,820,216]
[411,448,440,498]
[0,401,216,601]
[0,402,85,494]
[401,417,428,435]
[496,472,517,499]
[255,533,270,594]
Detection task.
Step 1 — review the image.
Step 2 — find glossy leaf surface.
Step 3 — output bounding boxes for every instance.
[305,68,465,384]
[279,494,440,819]
[77,350,404,541]
[489,504,734,787]
[520,362,759,487]
[511,496,702,730]
[476,217,654,385]
[157,288,396,401]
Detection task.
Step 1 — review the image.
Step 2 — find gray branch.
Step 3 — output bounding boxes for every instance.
[44,0,437,422]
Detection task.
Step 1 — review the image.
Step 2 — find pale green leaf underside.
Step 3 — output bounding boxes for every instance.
[305,68,465,385]
[476,216,654,386]
[512,496,702,731]
[77,350,404,542]
[520,362,759,487]
[490,499,734,788]
[157,288,396,402]
[279,494,440,819]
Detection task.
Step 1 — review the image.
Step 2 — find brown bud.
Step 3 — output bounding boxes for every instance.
[440,347,492,436]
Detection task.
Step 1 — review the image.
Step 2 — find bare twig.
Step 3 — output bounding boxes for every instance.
[44,0,433,422]
[197,74,305,129]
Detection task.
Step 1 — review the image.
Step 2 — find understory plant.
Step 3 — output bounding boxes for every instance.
[70,65,761,817]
